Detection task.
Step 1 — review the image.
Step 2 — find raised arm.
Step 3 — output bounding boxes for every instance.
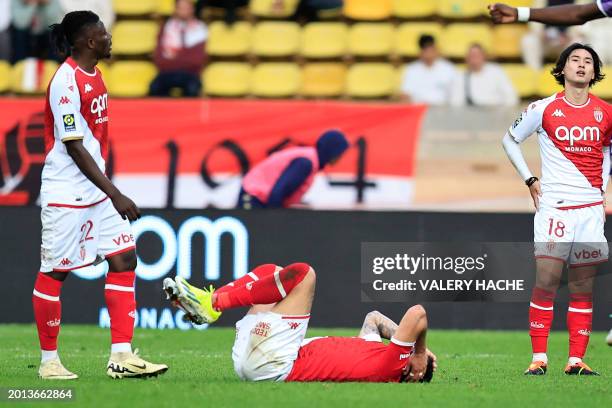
[488,2,606,26]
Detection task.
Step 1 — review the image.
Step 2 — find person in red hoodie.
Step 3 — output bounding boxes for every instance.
[150,0,207,97]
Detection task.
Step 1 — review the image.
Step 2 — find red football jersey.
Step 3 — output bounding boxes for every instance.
[286,336,414,382]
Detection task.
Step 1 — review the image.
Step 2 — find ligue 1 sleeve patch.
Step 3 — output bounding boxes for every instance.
[63,114,76,132]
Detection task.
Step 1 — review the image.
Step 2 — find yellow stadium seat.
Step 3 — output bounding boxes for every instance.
[437,0,489,18]
[597,66,612,99]
[346,63,395,98]
[440,24,493,58]
[395,22,443,58]
[107,61,157,97]
[208,22,252,57]
[502,64,537,98]
[492,24,528,59]
[251,63,301,97]
[250,0,300,18]
[301,63,347,97]
[111,21,159,55]
[96,61,110,79]
[344,0,392,20]
[349,23,394,57]
[10,59,58,94]
[0,61,10,92]
[112,0,157,15]
[203,63,252,97]
[393,0,438,18]
[157,0,176,16]
[301,23,348,59]
[537,64,562,97]
[252,22,300,57]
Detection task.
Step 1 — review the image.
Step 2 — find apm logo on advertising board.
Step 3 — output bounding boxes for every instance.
[77,215,249,330]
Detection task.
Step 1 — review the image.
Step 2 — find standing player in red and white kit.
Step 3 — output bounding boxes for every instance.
[34,11,167,379]
[163,263,437,383]
[502,43,612,376]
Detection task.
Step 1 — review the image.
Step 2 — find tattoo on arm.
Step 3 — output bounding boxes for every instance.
[358,311,399,339]
[359,313,380,337]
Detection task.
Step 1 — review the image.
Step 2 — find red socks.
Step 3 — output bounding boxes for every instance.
[104,271,136,347]
[567,292,592,359]
[214,263,310,311]
[529,287,555,354]
[32,272,63,351]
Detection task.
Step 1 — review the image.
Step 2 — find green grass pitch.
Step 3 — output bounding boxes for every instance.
[0,325,610,407]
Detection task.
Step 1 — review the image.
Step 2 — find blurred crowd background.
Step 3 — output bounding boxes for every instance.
[1,0,611,102]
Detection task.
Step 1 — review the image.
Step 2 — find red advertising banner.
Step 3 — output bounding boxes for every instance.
[0,98,426,209]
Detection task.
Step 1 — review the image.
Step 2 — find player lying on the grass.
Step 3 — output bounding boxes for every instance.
[163,263,437,382]
[33,11,167,380]
[502,43,611,376]
[489,1,611,25]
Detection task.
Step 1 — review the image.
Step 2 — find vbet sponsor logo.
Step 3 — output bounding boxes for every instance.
[70,215,249,330]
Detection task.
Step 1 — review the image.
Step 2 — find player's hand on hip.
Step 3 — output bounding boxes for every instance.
[488,3,518,24]
[111,193,141,221]
[529,180,542,211]
[406,351,427,382]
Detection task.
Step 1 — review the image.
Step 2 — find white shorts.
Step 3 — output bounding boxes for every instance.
[232,311,310,382]
[40,197,135,272]
[534,204,608,267]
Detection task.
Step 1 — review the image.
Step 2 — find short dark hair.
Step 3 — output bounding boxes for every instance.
[49,11,100,57]
[418,34,435,50]
[551,43,605,87]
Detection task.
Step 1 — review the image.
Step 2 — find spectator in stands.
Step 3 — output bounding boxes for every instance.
[288,0,343,21]
[450,43,518,107]
[521,0,580,70]
[400,34,457,106]
[196,0,248,25]
[238,130,349,209]
[150,0,208,98]
[11,0,63,62]
[59,0,115,30]
[0,0,10,60]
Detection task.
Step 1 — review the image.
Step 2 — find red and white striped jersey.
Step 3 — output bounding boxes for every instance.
[509,91,612,208]
[42,57,109,207]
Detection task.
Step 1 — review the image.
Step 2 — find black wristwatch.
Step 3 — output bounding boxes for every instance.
[525,176,539,187]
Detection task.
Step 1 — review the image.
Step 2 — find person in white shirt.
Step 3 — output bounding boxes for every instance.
[450,43,519,107]
[400,34,457,105]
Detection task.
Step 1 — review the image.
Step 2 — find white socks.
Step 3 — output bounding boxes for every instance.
[532,353,547,363]
[568,357,582,365]
[111,343,132,354]
[41,349,58,363]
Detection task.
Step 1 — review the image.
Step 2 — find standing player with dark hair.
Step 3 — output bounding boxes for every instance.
[33,11,168,379]
[489,1,611,25]
[502,43,612,376]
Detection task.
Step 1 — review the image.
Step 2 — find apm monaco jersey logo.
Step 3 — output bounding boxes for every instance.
[554,126,600,151]
[594,107,603,123]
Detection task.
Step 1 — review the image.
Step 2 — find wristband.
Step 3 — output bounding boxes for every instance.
[525,176,538,187]
[517,7,530,22]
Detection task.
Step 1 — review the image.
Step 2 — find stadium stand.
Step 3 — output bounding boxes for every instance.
[343,0,393,21]
[502,64,537,99]
[203,62,252,96]
[492,25,528,59]
[208,21,252,57]
[301,23,348,59]
[346,63,395,98]
[437,0,489,18]
[251,63,301,97]
[107,61,157,97]
[536,64,562,97]
[392,0,438,19]
[0,61,10,93]
[440,24,493,59]
[348,23,394,58]
[252,21,301,57]
[111,21,159,55]
[250,0,300,18]
[301,63,347,97]
[112,0,157,16]
[395,22,443,58]
[598,65,612,99]
[10,60,58,94]
[157,0,176,16]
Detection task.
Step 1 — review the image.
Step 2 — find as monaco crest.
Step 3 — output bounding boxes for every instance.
[594,108,603,123]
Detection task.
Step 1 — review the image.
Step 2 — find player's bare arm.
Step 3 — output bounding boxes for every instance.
[359,310,398,340]
[488,2,604,25]
[64,139,140,220]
